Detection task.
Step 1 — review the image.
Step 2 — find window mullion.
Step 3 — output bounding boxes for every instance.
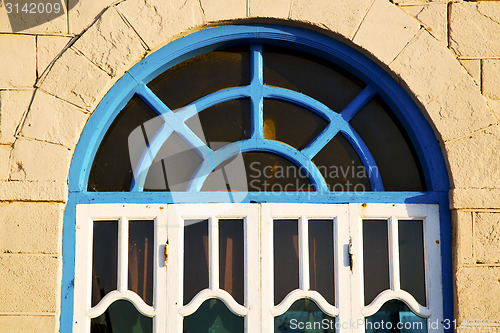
[117,216,129,292]
[298,216,310,291]
[209,216,219,290]
[250,44,264,139]
[388,216,401,292]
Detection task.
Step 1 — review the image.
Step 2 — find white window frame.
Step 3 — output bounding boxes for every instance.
[74,203,442,333]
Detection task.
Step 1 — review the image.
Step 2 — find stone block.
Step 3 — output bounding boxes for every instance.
[68,0,117,34]
[475,212,500,264]
[117,0,204,50]
[482,59,500,100]
[72,8,146,77]
[450,188,500,210]
[425,75,495,142]
[445,126,500,189]
[0,255,59,312]
[0,316,56,333]
[291,0,373,39]
[449,2,500,58]
[0,89,33,144]
[353,0,420,64]
[0,145,11,181]
[0,0,67,34]
[37,36,72,77]
[390,30,468,104]
[452,210,474,266]
[39,47,111,110]
[0,202,63,254]
[249,0,291,18]
[455,266,500,322]
[21,90,88,146]
[201,0,246,22]
[0,180,68,202]
[0,35,36,88]
[10,139,72,181]
[458,59,481,87]
[400,4,447,43]
[486,98,500,121]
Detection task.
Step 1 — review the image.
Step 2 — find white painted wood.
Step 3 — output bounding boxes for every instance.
[261,204,345,333]
[74,204,168,333]
[87,290,155,318]
[361,289,431,317]
[388,216,401,291]
[349,203,365,333]
[298,216,309,291]
[117,217,129,292]
[75,202,442,333]
[271,290,339,317]
[179,289,248,316]
[209,216,219,290]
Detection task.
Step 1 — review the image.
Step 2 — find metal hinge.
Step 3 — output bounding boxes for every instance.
[349,238,353,271]
[164,239,168,266]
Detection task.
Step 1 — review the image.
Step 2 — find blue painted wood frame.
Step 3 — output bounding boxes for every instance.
[61,24,452,332]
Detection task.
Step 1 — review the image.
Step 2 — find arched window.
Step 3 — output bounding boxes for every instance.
[63,25,452,333]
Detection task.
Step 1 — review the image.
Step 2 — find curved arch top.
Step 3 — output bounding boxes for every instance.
[69,24,449,194]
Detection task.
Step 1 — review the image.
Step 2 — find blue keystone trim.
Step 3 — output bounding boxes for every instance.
[62,24,452,332]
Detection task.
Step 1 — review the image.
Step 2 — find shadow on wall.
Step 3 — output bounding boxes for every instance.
[3,0,78,31]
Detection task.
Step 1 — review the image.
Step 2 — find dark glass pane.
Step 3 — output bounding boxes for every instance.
[363,220,390,305]
[183,298,244,333]
[202,152,313,192]
[274,219,299,305]
[143,132,202,191]
[91,300,153,333]
[274,299,336,333]
[350,96,424,191]
[184,219,209,305]
[88,95,162,192]
[263,99,328,150]
[128,220,154,306]
[399,220,426,306]
[308,220,334,305]
[148,47,250,110]
[313,134,372,192]
[185,99,251,147]
[263,45,365,113]
[92,221,118,307]
[365,300,427,333]
[219,219,244,305]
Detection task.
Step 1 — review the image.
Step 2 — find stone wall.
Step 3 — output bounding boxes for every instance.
[0,0,499,331]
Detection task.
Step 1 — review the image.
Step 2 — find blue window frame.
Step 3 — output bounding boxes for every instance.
[62,24,452,332]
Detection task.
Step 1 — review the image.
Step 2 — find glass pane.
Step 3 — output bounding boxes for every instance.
[363,220,390,305]
[91,300,153,333]
[92,221,118,307]
[128,220,154,305]
[313,134,372,192]
[219,219,244,305]
[148,47,250,110]
[183,298,244,333]
[274,219,299,305]
[88,95,162,192]
[184,219,209,305]
[274,299,336,333]
[309,220,335,305]
[350,96,424,191]
[399,220,426,306]
[185,99,251,147]
[365,299,427,333]
[143,132,202,191]
[202,152,313,192]
[263,45,366,113]
[263,99,328,150]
